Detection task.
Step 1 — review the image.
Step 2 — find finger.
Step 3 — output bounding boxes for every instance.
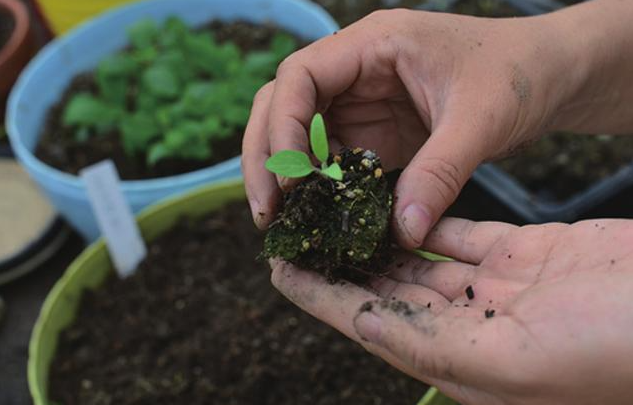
[386,251,477,301]
[424,217,517,264]
[269,260,528,391]
[270,260,424,378]
[270,260,378,340]
[393,120,488,250]
[267,30,369,183]
[242,82,280,229]
[365,276,450,310]
[353,299,533,387]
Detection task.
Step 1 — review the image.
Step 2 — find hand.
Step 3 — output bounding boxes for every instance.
[242,9,575,248]
[270,218,633,405]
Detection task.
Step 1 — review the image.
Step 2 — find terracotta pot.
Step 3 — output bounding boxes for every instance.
[0,0,34,113]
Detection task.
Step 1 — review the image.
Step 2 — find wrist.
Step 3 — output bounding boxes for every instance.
[542,0,633,133]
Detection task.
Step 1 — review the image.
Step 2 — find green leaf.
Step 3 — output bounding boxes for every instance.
[142,63,180,99]
[265,150,315,178]
[136,89,162,113]
[202,116,233,139]
[155,49,193,82]
[321,163,343,181]
[310,113,328,163]
[156,102,186,129]
[185,34,241,78]
[412,250,454,262]
[164,121,205,150]
[131,45,159,65]
[62,93,122,135]
[96,74,128,105]
[223,103,250,127]
[119,112,159,156]
[243,52,277,77]
[97,54,138,78]
[159,17,189,48]
[128,19,159,49]
[147,143,169,166]
[271,33,297,62]
[95,53,135,104]
[181,81,216,117]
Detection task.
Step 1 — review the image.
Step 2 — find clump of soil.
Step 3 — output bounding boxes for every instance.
[35,21,292,180]
[497,132,633,200]
[263,148,393,282]
[0,9,14,51]
[49,203,426,405]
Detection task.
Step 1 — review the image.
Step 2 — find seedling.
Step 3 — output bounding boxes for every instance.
[264,114,343,181]
[61,17,297,166]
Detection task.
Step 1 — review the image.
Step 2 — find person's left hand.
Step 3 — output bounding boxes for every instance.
[270,218,633,405]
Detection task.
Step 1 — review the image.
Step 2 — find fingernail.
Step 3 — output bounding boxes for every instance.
[399,204,432,247]
[354,311,383,344]
[249,198,265,229]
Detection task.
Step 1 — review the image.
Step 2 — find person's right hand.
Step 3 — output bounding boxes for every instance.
[242,8,577,248]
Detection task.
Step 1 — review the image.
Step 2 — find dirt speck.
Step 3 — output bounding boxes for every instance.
[510,64,531,104]
[465,285,475,300]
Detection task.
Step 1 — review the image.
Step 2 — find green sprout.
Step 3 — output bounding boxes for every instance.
[265,113,343,181]
[61,17,298,166]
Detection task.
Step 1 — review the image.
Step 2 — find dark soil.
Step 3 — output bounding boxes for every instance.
[49,203,426,405]
[0,9,14,51]
[496,133,633,201]
[0,123,8,149]
[312,0,429,27]
[450,0,523,17]
[35,22,289,180]
[264,148,393,282]
[312,0,523,27]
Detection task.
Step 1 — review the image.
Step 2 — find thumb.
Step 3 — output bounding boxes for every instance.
[393,124,484,249]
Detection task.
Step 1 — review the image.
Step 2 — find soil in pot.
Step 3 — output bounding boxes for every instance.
[0,123,8,148]
[312,0,522,27]
[49,203,426,405]
[35,20,300,180]
[496,132,633,201]
[312,0,428,27]
[450,0,522,17]
[0,8,14,51]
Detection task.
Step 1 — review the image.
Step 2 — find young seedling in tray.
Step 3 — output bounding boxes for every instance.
[263,114,393,282]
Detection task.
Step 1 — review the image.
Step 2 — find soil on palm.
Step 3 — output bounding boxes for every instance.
[49,203,426,405]
[497,133,633,201]
[35,22,291,180]
[0,9,14,51]
[263,148,393,283]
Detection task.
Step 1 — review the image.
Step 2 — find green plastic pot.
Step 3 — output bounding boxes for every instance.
[28,179,456,405]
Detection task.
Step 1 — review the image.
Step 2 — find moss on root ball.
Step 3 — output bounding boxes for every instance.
[263,147,393,282]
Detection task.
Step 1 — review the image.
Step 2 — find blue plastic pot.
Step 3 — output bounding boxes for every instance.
[6,0,338,242]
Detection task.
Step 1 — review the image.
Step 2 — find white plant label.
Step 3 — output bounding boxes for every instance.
[80,160,147,278]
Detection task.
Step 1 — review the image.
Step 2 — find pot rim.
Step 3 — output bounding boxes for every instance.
[0,0,30,67]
